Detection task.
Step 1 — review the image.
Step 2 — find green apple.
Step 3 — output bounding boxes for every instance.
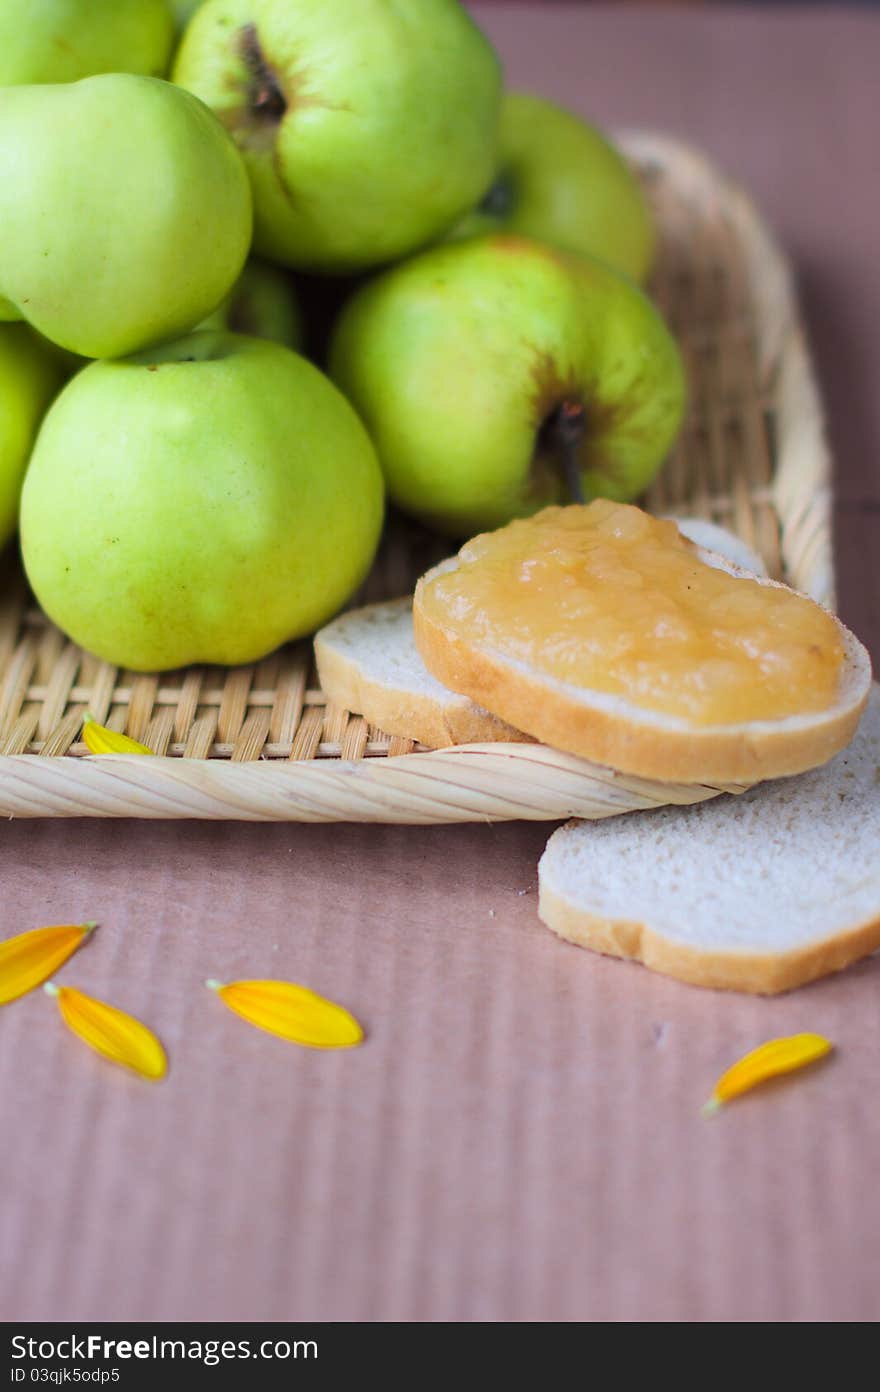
[0,293,20,321]
[0,323,62,548]
[0,0,174,85]
[329,235,685,537]
[173,0,502,272]
[450,92,654,283]
[198,259,302,349]
[0,74,251,358]
[21,332,385,671]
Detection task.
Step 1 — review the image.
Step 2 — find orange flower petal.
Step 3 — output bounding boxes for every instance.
[206,978,364,1050]
[46,983,167,1080]
[0,922,95,1005]
[703,1033,833,1114]
[81,712,152,755]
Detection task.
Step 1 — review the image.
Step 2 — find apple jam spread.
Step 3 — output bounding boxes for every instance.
[420,501,844,725]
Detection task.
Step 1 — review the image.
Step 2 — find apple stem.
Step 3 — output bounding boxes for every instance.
[238,23,286,122]
[547,398,587,503]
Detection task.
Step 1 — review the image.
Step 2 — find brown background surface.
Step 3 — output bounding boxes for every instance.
[2,4,879,1324]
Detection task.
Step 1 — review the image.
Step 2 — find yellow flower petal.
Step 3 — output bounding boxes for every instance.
[82,712,153,756]
[0,922,96,1005]
[703,1033,833,1115]
[206,978,364,1049]
[46,983,167,1080]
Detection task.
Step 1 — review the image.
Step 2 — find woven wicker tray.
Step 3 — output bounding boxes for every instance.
[0,133,832,821]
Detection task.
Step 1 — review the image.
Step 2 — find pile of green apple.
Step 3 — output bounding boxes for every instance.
[0,0,685,672]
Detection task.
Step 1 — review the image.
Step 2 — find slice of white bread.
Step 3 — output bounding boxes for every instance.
[314,596,525,747]
[665,517,767,577]
[315,522,769,752]
[413,544,872,784]
[537,683,880,994]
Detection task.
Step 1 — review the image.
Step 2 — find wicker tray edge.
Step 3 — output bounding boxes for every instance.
[0,745,744,823]
[620,130,833,608]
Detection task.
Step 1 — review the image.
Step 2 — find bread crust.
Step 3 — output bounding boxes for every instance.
[314,614,526,749]
[413,552,872,783]
[537,879,880,995]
